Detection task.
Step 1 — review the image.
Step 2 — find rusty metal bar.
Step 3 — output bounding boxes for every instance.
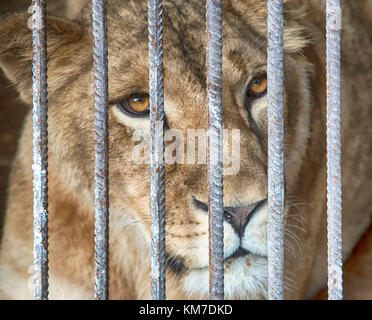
[267,0,285,300]
[31,0,49,301]
[326,0,343,300]
[148,0,166,300]
[206,0,224,301]
[92,0,110,300]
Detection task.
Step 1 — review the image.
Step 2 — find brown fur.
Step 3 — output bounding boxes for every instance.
[0,0,371,299]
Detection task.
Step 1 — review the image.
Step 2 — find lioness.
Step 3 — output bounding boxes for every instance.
[0,0,371,299]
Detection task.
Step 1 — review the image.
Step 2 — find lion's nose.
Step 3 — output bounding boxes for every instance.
[224,199,266,236]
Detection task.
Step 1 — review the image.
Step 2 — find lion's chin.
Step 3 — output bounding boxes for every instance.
[181,255,268,299]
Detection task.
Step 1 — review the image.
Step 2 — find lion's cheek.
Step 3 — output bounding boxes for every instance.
[241,204,268,257]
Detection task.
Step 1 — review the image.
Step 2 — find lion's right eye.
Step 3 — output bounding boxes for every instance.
[118,94,150,117]
[247,74,267,98]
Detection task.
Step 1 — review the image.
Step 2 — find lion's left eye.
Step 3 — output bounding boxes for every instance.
[118,94,150,117]
[247,74,267,98]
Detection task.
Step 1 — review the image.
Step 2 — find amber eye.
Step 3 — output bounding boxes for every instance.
[119,94,150,116]
[247,74,267,97]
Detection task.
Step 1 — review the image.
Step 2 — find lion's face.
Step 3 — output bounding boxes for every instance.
[0,0,311,299]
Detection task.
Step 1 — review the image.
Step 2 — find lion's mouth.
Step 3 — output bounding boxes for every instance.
[226,247,249,260]
[184,249,267,277]
[166,247,251,276]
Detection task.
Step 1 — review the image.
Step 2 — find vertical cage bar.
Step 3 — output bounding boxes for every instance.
[206,0,224,300]
[32,0,49,301]
[148,0,166,300]
[326,0,343,300]
[267,0,285,300]
[92,0,110,300]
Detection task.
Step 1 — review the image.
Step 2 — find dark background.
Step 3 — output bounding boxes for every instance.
[0,0,30,226]
[0,0,67,230]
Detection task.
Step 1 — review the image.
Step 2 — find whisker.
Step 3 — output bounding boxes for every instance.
[284,239,297,261]
[284,229,303,255]
[286,223,306,234]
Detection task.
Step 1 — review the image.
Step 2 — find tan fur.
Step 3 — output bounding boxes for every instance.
[0,0,371,299]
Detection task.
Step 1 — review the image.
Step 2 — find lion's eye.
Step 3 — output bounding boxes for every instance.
[247,74,267,97]
[119,94,150,116]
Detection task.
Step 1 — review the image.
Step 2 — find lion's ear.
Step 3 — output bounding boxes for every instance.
[0,13,89,105]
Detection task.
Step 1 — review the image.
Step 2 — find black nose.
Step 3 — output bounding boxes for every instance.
[224,200,266,236]
[192,197,266,236]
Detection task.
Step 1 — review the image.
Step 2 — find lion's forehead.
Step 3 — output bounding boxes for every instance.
[106,0,266,71]
[103,0,268,119]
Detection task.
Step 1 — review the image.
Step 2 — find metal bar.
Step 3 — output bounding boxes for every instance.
[206,0,224,301]
[148,0,166,300]
[326,0,343,300]
[92,0,110,300]
[267,0,285,300]
[32,0,49,301]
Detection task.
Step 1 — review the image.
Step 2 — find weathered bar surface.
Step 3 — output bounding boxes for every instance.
[148,0,166,300]
[206,0,224,301]
[92,0,110,300]
[32,0,49,301]
[267,0,285,300]
[326,0,343,300]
